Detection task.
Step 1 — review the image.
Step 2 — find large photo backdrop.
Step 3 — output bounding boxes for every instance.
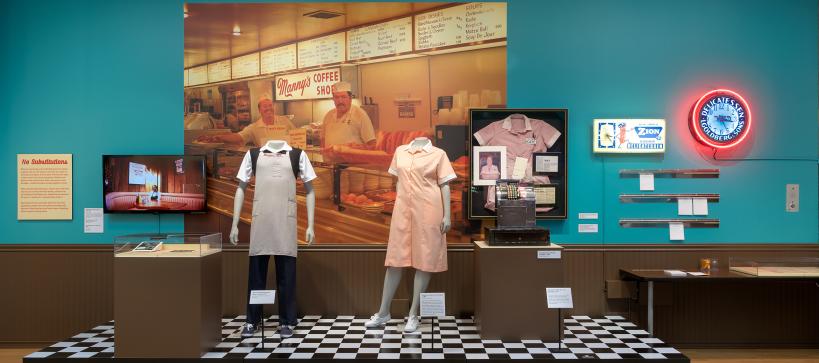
[182,2,508,244]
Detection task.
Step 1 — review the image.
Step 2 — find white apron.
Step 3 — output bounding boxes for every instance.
[249,151,298,257]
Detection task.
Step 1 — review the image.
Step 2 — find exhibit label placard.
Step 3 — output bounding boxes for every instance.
[546,288,573,309]
[274,68,341,101]
[298,33,345,68]
[348,17,412,60]
[261,44,297,74]
[420,292,446,317]
[17,154,72,220]
[249,290,276,305]
[593,119,666,153]
[232,52,260,79]
[415,2,507,51]
[84,208,103,233]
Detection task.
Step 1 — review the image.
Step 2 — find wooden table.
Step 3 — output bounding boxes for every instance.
[620,269,819,336]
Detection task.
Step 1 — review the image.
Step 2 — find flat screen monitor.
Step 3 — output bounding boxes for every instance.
[102,155,207,213]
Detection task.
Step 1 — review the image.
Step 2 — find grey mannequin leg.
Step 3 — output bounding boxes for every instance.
[407,270,432,317]
[377,267,404,317]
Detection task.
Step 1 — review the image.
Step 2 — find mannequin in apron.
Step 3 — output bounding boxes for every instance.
[365,137,456,333]
[229,139,317,339]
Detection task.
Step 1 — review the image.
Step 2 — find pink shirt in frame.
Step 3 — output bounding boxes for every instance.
[474,114,561,209]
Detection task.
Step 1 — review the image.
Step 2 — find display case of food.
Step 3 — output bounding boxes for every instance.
[225,90,251,131]
[729,257,819,277]
[114,232,222,258]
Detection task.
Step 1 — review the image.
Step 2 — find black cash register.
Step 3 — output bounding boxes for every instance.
[485,179,550,245]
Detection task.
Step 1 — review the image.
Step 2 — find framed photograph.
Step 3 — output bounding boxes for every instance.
[468,108,568,219]
[472,146,507,186]
[533,152,562,176]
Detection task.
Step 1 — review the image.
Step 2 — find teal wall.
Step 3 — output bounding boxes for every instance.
[1,0,816,244]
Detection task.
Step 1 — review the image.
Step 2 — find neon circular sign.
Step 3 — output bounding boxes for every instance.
[690,89,751,149]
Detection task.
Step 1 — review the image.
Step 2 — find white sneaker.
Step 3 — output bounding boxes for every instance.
[364,313,391,328]
[404,316,419,333]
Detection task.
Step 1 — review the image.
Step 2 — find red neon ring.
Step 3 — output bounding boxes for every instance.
[689,89,752,149]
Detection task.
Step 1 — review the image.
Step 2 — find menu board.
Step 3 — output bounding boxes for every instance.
[184,69,189,87]
[188,65,208,86]
[207,60,231,83]
[260,44,297,74]
[348,17,412,60]
[298,33,345,68]
[415,2,506,50]
[232,52,260,79]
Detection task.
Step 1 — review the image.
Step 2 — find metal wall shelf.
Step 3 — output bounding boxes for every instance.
[619,218,720,228]
[619,169,720,178]
[619,194,720,203]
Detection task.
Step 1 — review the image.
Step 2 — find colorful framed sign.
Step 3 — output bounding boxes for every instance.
[593,119,666,153]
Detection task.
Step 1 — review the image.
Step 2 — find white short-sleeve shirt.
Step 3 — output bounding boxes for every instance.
[236,141,317,183]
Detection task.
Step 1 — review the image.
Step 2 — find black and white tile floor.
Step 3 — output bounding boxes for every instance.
[25,315,688,361]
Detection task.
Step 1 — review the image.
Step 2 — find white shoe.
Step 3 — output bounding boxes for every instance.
[365,313,391,328]
[404,316,419,333]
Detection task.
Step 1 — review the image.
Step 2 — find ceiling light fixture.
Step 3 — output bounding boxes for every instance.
[303,10,344,19]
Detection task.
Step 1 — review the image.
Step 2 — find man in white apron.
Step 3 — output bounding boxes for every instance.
[229,139,316,338]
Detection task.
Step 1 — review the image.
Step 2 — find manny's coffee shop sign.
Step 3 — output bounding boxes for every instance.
[274,68,341,101]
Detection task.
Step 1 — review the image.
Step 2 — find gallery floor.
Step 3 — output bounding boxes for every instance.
[4,315,819,362]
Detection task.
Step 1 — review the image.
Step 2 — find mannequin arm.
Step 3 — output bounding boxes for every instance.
[304,180,316,245]
[229,181,249,245]
[440,182,451,234]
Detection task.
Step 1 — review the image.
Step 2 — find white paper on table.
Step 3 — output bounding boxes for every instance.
[677,198,693,215]
[639,173,654,191]
[511,157,528,180]
[669,222,685,241]
[83,208,104,233]
[578,224,598,233]
[693,198,709,215]
[249,290,276,305]
[687,271,707,276]
[420,292,446,317]
[546,288,573,309]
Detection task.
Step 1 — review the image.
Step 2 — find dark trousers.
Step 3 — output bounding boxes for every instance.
[246,255,297,326]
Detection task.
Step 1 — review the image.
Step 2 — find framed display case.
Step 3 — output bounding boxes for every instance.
[114,232,222,258]
[468,109,568,219]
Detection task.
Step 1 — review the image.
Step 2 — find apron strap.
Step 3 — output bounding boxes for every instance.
[289,148,302,179]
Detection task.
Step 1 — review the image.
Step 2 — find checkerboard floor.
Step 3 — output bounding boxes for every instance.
[25,315,688,361]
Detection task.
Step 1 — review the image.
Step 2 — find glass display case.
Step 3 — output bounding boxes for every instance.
[114,233,222,257]
[729,257,819,277]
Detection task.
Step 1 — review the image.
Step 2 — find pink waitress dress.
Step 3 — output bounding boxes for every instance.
[385,143,457,272]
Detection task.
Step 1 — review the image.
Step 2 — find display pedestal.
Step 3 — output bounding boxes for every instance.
[474,241,564,341]
[114,245,222,358]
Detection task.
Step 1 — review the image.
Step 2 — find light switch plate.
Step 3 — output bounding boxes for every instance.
[786,184,799,212]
